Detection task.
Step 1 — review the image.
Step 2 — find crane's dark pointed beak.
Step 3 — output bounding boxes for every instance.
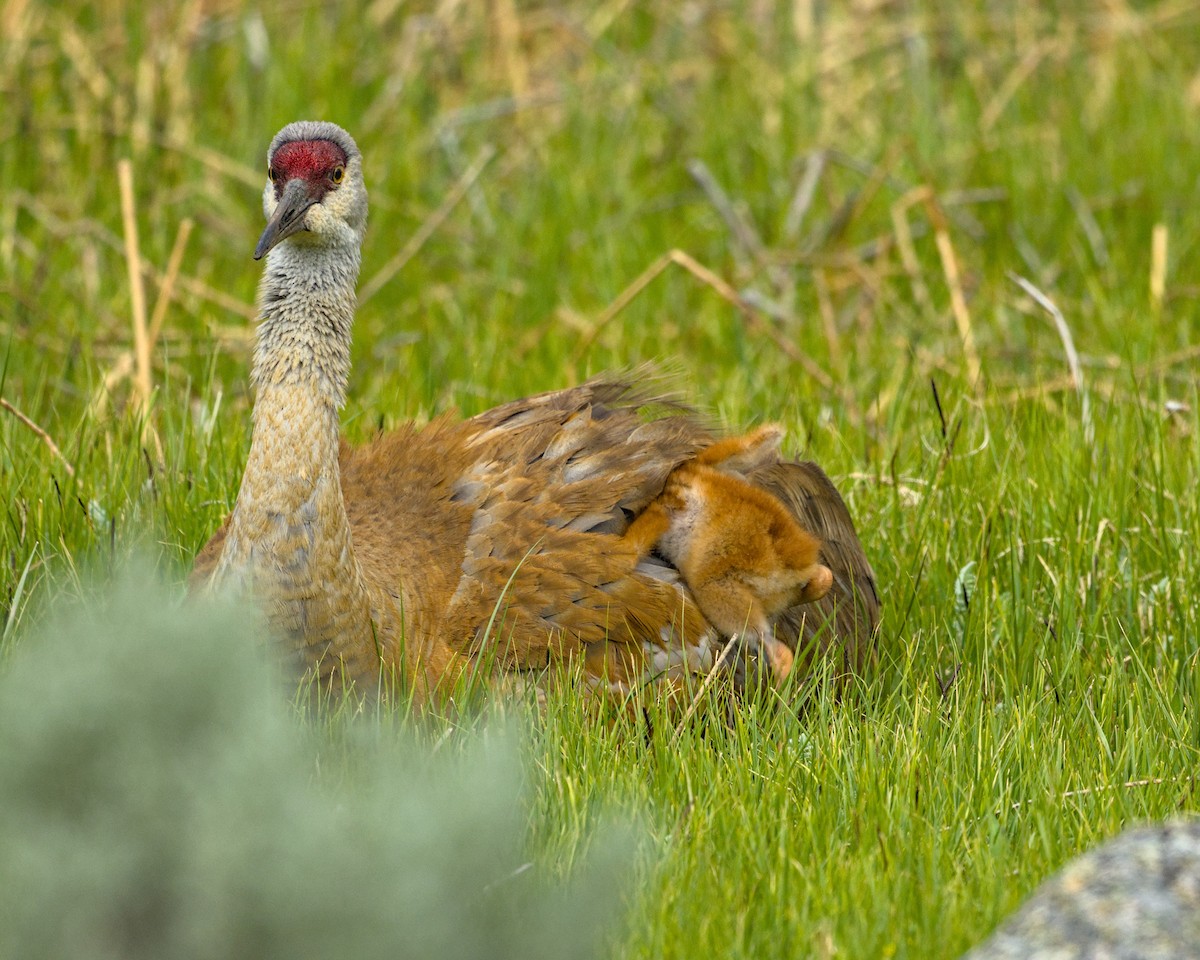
[254,180,316,260]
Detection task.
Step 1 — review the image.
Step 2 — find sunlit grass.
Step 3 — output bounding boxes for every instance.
[3,1,1200,956]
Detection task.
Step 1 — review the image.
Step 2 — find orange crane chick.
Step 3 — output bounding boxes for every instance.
[622,425,833,682]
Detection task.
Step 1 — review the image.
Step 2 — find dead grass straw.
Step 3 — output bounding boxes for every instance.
[0,397,76,477]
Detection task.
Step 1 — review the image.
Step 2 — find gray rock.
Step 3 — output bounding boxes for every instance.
[963,820,1200,960]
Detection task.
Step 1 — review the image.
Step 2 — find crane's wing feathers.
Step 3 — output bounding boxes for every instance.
[338,375,718,692]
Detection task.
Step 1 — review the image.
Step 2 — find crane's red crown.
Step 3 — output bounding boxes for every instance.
[270,139,348,191]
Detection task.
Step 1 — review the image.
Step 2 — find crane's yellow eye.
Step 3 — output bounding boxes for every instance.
[268,166,277,182]
[331,166,345,184]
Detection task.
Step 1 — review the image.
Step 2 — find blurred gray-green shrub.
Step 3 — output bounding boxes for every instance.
[0,567,634,960]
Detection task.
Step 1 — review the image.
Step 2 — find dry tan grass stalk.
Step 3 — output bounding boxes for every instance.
[132,56,156,160]
[183,142,262,189]
[2,0,35,46]
[812,268,844,376]
[844,254,889,305]
[996,373,1082,406]
[1009,273,1093,445]
[173,274,257,321]
[572,248,834,389]
[585,0,635,39]
[572,252,677,358]
[827,143,904,248]
[783,149,827,242]
[687,159,796,318]
[491,0,528,99]
[670,635,739,745]
[0,186,17,269]
[47,114,263,188]
[924,194,981,387]
[12,190,257,321]
[84,325,251,420]
[117,159,152,412]
[792,0,815,42]
[980,39,1057,133]
[686,158,765,265]
[44,108,263,189]
[0,397,75,477]
[86,353,134,422]
[160,0,204,148]
[360,143,497,303]
[816,17,907,84]
[56,17,111,102]
[147,218,194,349]
[1147,1,1200,28]
[1007,775,1196,816]
[1151,222,1168,311]
[996,375,1134,410]
[1139,341,1200,374]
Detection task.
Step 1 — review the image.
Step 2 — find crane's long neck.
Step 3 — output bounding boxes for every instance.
[251,243,357,407]
[215,241,382,682]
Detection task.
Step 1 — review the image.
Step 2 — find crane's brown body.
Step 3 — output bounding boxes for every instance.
[192,121,879,701]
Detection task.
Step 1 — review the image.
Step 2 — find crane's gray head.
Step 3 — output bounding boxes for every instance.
[254,121,367,260]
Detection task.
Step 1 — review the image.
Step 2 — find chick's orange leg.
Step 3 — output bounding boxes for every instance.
[797,563,834,603]
[621,499,674,557]
[687,577,794,685]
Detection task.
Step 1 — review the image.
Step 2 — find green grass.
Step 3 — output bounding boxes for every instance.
[3,1,1200,956]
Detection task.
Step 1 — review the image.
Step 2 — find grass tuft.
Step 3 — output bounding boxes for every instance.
[0,562,636,960]
[3,1,1200,955]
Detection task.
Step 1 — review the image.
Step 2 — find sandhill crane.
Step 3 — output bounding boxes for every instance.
[192,121,879,702]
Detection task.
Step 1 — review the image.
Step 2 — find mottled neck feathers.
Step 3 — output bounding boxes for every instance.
[253,242,360,409]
